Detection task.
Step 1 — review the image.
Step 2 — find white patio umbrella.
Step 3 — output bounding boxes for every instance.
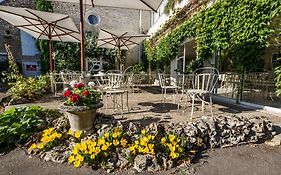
[48,0,162,12]
[48,0,163,71]
[97,28,149,69]
[0,5,80,71]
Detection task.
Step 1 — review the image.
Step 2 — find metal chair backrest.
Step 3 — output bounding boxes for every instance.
[193,67,219,93]
[61,72,81,84]
[106,73,123,89]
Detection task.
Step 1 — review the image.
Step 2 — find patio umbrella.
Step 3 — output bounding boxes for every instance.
[48,0,163,71]
[97,28,149,69]
[0,5,80,72]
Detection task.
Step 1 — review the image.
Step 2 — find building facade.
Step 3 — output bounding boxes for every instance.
[0,0,152,76]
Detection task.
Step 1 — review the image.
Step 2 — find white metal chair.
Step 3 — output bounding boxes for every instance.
[158,70,179,105]
[98,72,128,117]
[60,71,82,89]
[183,67,219,118]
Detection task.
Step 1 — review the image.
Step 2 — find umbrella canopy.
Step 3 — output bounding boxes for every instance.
[97,28,149,50]
[48,0,162,12]
[0,5,80,71]
[48,0,163,72]
[97,28,149,69]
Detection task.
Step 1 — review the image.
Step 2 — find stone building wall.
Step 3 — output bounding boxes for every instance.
[0,0,151,72]
[51,2,151,67]
[0,0,37,65]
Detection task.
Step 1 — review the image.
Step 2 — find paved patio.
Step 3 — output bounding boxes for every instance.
[7,87,281,126]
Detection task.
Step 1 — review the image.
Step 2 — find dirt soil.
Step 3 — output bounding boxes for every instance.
[0,144,280,175]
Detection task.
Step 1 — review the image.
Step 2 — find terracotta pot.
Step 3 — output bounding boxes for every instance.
[59,102,103,131]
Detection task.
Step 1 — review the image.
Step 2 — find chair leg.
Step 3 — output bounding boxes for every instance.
[164,88,167,106]
[202,95,205,113]
[121,93,124,118]
[191,94,195,119]
[105,93,108,114]
[209,94,213,117]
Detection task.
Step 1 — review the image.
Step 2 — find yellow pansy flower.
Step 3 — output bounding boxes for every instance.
[67,129,73,136]
[112,132,118,138]
[98,138,105,145]
[148,144,154,151]
[41,136,50,143]
[74,131,82,139]
[141,129,146,135]
[37,143,44,149]
[161,137,166,144]
[90,154,95,159]
[134,140,139,145]
[101,144,109,151]
[104,132,110,138]
[169,134,176,142]
[113,140,119,146]
[170,152,179,159]
[68,155,75,163]
[72,148,79,155]
[120,138,127,147]
[74,161,81,168]
[29,143,37,150]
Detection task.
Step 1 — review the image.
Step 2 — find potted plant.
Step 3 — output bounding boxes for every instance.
[59,81,103,131]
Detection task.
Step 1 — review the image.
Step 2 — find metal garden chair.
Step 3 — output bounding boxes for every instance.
[183,67,219,118]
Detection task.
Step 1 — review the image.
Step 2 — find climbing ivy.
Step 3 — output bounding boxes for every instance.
[35,0,53,73]
[146,0,281,73]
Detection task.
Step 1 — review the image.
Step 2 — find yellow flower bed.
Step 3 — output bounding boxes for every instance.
[29,128,62,151]
[68,127,127,168]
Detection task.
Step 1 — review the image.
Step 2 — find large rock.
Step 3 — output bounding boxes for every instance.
[134,155,161,172]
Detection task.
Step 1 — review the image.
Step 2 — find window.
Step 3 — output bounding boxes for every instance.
[0,52,7,62]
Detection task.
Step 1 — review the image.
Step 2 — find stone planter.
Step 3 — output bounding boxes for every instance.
[59,102,103,131]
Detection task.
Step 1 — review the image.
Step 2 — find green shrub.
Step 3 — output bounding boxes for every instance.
[0,106,60,145]
[7,75,50,102]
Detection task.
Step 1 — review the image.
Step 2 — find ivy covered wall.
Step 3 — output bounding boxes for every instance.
[146,0,281,73]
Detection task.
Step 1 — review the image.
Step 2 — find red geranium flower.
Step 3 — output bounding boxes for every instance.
[74,82,84,89]
[70,94,79,103]
[63,89,73,97]
[82,90,89,96]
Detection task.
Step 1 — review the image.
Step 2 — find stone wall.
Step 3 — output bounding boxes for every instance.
[0,0,37,64]
[52,2,151,67]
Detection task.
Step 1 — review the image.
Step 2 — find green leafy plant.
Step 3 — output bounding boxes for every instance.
[1,44,21,84]
[146,0,281,73]
[53,32,116,72]
[7,75,50,102]
[0,106,59,145]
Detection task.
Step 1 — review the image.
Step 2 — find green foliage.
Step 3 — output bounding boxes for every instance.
[53,32,116,72]
[164,0,183,15]
[275,58,281,96]
[35,0,53,73]
[0,106,60,145]
[7,75,50,102]
[146,0,281,72]
[2,44,21,84]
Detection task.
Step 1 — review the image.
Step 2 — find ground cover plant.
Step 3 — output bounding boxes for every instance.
[0,106,61,146]
[7,75,51,103]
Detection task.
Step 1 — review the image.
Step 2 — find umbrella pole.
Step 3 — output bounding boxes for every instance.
[79,0,86,72]
[48,38,53,72]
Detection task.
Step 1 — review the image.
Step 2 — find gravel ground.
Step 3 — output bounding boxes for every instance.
[0,144,280,175]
